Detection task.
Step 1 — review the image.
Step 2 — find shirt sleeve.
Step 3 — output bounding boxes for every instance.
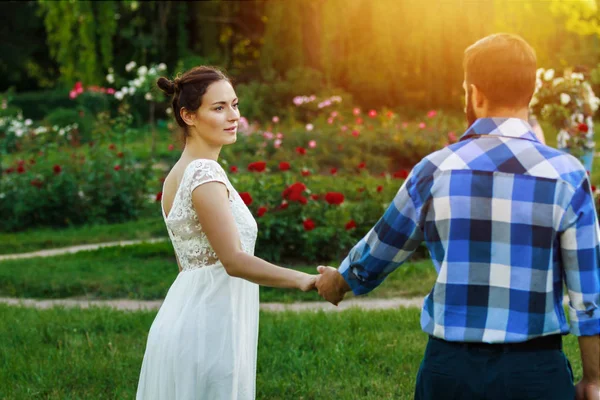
[560,176,600,336]
[338,171,425,295]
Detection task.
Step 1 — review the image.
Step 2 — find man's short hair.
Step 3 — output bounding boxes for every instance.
[464,33,537,109]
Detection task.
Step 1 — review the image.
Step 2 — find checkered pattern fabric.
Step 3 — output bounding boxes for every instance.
[339,117,600,342]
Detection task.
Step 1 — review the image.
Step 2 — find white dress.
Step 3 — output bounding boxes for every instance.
[136,159,259,400]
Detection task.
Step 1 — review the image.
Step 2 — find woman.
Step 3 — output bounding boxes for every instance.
[136,66,317,399]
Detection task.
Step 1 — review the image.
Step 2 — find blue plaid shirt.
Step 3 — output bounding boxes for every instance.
[339,117,600,342]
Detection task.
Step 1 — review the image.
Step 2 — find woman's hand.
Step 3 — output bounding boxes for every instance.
[298,273,318,292]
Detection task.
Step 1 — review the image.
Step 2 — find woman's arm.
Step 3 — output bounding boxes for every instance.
[191,181,316,291]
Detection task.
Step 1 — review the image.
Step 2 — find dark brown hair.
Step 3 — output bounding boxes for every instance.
[464,33,537,109]
[157,66,230,138]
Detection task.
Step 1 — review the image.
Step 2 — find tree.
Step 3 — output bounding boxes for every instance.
[37,0,117,86]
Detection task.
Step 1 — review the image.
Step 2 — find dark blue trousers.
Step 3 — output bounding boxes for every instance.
[414,336,575,400]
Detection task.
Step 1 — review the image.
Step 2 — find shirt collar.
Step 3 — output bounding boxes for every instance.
[459,117,539,142]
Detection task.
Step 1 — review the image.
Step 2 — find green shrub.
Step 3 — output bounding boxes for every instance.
[11,89,74,120]
[0,144,153,232]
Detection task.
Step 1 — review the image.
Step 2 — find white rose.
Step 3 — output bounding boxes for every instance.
[129,86,136,94]
[0,193,5,199]
[165,108,173,115]
[14,128,24,137]
[125,61,136,72]
[571,73,584,81]
[114,91,124,100]
[552,78,564,87]
[24,119,32,126]
[305,123,314,131]
[543,69,555,81]
[149,67,156,75]
[138,66,148,76]
[560,93,571,105]
[59,129,65,136]
[536,68,544,79]
[106,74,114,84]
[158,63,167,71]
[121,87,129,95]
[144,92,153,101]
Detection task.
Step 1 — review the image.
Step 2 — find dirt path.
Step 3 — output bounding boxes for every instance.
[0,296,424,312]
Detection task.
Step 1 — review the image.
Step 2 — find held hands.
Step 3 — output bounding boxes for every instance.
[315,266,350,306]
[298,273,318,292]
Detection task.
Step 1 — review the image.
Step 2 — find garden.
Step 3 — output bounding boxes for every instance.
[1,0,599,398]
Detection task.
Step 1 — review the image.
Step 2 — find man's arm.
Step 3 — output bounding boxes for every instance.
[560,177,600,391]
[316,171,426,304]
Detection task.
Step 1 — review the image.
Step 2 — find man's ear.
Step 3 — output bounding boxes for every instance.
[180,107,196,127]
[470,84,486,108]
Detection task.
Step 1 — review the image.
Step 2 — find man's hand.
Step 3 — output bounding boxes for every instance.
[576,379,600,400]
[315,266,350,306]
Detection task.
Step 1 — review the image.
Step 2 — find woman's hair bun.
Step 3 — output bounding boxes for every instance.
[157,77,176,95]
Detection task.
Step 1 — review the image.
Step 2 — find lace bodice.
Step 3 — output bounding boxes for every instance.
[162,159,258,272]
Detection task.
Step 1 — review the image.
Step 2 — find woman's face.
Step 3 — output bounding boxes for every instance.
[185,80,240,146]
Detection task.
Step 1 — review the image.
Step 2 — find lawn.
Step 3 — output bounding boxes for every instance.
[0,305,584,400]
[0,216,167,255]
[0,241,436,302]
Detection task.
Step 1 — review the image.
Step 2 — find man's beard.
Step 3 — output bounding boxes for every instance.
[466,88,477,127]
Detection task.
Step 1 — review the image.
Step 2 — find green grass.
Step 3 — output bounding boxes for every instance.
[0,305,583,400]
[0,216,167,255]
[0,241,436,302]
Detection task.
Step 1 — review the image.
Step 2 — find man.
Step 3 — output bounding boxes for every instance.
[316,33,600,400]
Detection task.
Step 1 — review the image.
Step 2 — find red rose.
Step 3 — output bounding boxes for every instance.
[393,169,409,179]
[578,123,589,133]
[325,192,345,205]
[345,220,357,230]
[303,218,316,231]
[168,144,174,151]
[53,165,62,174]
[357,187,365,193]
[30,179,43,188]
[114,165,121,171]
[156,192,163,202]
[299,196,308,205]
[17,165,25,174]
[330,168,338,175]
[247,161,266,172]
[287,191,302,202]
[386,111,394,119]
[109,143,116,150]
[352,130,360,137]
[592,185,597,192]
[310,194,320,200]
[296,147,306,155]
[279,162,291,171]
[301,169,311,177]
[257,206,267,217]
[377,185,383,193]
[282,182,307,200]
[17,160,25,166]
[117,152,124,158]
[230,166,238,173]
[356,117,363,125]
[357,162,366,169]
[239,192,253,205]
[368,110,377,118]
[280,201,289,210]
